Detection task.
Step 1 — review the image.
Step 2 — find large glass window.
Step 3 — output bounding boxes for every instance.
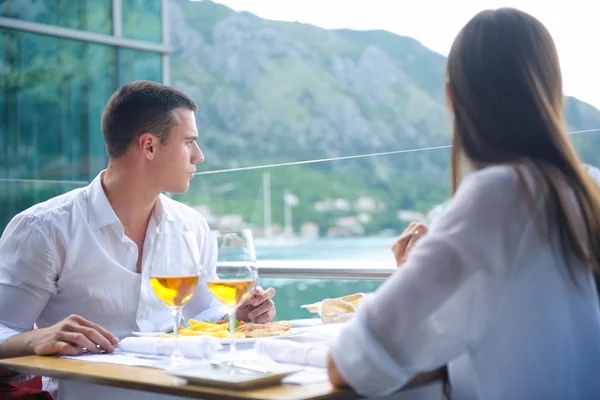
[0,28,116,226]
[0,29,115,181]
[0,0,112,34]
[0,29,159,231]
[118,48,162,84]
[122,0,162,44]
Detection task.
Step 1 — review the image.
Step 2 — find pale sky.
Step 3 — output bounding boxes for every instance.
[212,0,600,111]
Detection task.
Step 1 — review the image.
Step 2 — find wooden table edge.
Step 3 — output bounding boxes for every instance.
[0,356,357,400]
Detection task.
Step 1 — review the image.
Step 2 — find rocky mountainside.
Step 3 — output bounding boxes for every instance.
[167,0,600,233]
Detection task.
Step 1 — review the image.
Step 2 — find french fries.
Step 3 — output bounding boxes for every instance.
[159,320,246,339]
[188,320,217,330]
[202,324,228,333]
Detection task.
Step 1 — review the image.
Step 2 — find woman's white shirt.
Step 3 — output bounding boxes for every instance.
[331,164,600,399]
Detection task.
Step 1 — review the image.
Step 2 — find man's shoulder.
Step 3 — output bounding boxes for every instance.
[159,195,210,231]
[16,187,87,225]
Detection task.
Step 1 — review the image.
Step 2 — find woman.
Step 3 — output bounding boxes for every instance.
[327,8,600,399]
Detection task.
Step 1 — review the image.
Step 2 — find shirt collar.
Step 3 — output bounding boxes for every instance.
[87,170,120,230]
[154,194,177,227]
[86,171,176,230]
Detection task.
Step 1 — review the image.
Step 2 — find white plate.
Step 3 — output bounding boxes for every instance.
[130,331,164,337]
[165,360,302,389]
[131,327,306,345]
[289,318,323,328]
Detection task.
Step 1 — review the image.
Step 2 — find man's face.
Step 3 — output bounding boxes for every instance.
[152,108,204,194]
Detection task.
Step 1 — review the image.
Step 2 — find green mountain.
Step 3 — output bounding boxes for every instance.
[168,0,600,235]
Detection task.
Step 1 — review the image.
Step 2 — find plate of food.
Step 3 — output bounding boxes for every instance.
[132,319,302,345]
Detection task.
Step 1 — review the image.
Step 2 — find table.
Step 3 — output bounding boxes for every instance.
[0,355,356,400]
[0,322,443,400]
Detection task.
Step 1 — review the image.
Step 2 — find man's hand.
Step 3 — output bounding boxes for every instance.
[0,314,119,359]
[236,286,276,323]
[391,222,429,266]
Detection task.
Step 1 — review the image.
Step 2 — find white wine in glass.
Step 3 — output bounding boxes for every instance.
[204,229,257,364]
[150,275,199,308]
[148,230,201,367]
[207,279,255,306]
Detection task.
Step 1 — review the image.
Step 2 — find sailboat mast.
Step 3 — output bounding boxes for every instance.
[284,189,293,237]
[263,171,272,238]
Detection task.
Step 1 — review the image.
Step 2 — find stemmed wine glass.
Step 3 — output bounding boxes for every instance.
[148,230,201,367]
[202,228,257,364]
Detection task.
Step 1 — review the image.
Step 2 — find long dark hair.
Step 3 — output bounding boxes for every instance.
[446,8,600,287]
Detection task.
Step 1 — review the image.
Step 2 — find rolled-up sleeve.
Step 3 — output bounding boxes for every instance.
[331,167,529,396]
[0,214,58,344]
[0,214,58,381]
[0,214,60,294]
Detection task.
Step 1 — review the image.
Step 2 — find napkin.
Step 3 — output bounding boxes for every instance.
[119,336,222,359]
[254,339,329,368]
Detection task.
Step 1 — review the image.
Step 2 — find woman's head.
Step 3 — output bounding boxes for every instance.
[446,8,571,188]
[446,7,600,286]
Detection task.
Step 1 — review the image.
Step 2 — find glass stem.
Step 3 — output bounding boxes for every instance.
[171,307,184,363]
[228,308,237,363]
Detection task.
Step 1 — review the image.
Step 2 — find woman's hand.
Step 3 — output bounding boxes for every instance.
[327,351,348,388]
[391,222,428,266]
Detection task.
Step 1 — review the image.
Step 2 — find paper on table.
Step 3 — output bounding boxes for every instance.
[118,336,222,359]
[63,348,330,385]
[283,368,329,385]
[62,353,160,368]
[254,339,328,368]
[62,336,221,368]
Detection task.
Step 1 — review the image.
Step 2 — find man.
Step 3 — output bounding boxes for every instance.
[0,81,276,390]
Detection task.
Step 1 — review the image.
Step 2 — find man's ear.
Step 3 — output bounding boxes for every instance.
[139,133,156,160]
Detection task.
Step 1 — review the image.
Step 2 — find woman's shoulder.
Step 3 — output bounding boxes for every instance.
[458,164,523,199]
[470,164,520,181]
[464,162,600,196]
[460,162,557,198]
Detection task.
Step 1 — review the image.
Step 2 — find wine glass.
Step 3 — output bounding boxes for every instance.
[202,228,257,364]
[148,230,201,367]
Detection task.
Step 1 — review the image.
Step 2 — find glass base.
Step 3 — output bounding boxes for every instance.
[207,351,277,376]
[151,356,198,370]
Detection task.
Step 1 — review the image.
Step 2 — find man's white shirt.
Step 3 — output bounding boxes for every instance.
[0,171,224,394]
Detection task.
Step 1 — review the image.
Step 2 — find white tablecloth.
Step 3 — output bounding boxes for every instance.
[58,320,443,400]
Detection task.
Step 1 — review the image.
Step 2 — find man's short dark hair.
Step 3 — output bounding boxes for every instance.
[101,80,199,158]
